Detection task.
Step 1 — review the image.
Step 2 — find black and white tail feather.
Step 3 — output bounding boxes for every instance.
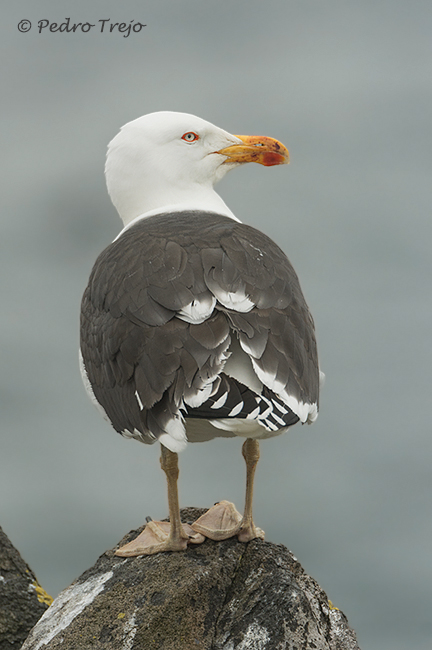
[187,373,301,430]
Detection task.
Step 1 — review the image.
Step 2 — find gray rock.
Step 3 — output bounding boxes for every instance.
[0,525,51,650]
[22,508,360,649]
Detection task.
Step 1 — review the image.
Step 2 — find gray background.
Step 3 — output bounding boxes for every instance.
[1,1,431,648]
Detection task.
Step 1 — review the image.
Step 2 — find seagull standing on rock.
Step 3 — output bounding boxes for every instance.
[79,111,321,556]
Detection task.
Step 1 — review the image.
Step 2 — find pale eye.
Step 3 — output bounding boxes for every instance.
[181,132,199,142]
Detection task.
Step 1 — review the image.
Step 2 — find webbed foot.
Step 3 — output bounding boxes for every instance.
[115,520,205,557]
[191,500,264,542]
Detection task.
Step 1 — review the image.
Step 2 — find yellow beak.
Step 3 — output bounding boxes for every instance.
[217,134,289,167]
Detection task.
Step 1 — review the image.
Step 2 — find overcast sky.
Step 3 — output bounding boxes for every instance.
[1,2,431,649]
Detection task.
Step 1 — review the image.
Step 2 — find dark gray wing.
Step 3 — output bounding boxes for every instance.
[200,223,319,422]
[80,211,319,449]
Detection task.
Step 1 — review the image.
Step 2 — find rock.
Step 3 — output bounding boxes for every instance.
[22,508,360,649]
[0,525,52,649]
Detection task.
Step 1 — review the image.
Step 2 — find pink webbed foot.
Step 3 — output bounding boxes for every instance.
[191,500,265,542]
[115,519,205,557]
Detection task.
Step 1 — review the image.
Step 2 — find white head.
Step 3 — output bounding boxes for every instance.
[105,111,289,227]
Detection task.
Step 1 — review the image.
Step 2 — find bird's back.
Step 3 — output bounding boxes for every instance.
[80,211,319,452]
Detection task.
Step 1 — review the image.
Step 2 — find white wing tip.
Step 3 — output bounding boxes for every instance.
[306,403,319,424]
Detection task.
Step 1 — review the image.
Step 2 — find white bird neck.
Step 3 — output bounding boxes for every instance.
[106,148,240,229]
[114,194,239,240]
[119,186,239,229]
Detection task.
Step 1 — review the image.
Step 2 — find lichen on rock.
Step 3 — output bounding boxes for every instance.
[0,525,51,649]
